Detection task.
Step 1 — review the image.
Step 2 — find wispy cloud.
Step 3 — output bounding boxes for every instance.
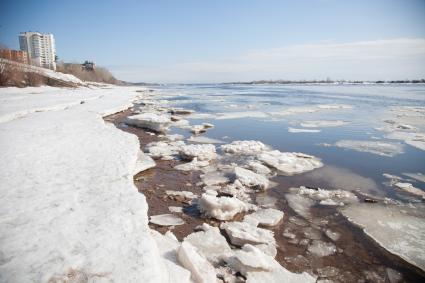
[110,38,425,83]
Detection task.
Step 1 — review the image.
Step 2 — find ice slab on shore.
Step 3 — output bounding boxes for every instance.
[258,150,323,175]
[180,144,217,161]
[221,140,268,155]
[227,244,316,283]
[198,190,250,221]
[341,203,425,271]
[221,221,276,246]
[150,214,185,226]
[125,112,171,132]
[235,167,269,191]
[0,86,181,282]
[333,140,404,157]
[184,223,233,264]
[134,150,156,174]
[243,208,284,227]
[177,242,217,283]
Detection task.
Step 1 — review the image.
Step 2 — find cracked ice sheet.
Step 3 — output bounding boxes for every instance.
[0,86,182,282]
[341,203,425,271]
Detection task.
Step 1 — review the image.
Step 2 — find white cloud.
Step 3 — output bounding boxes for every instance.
[110,38,425,83]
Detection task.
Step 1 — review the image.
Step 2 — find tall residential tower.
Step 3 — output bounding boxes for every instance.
[19,32,56,70]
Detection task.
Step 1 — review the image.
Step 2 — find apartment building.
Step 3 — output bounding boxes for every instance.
[19,31,56,70]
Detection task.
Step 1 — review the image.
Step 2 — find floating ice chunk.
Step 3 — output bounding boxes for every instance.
[133,150,156,174]
[177,242,217,283]
[166,190,197,203]
[235,167,269,191]
[288,127,321,133]
[341,203,425,271]
[285,194,314,219]
[220,221,275,246]
[402,172,425,183]
[198,190,250,221]
[297,186,358,205]
[184,223,233,264]
[300,120,348,128]
[146,140,185,160]
[302,227,322,240]
[333,140,404,157]
[317,104,352,109]
[385,131,425,151]
[188,136,224,144]
[227,244,315,283]
[325,229,341,242]
[174,158,210,171]
[169,108,195,115]
[394,182,425,199]
[200,171,230,186]
[169,206,183,213]
[180,144,216,161]
[149,214,185,226]
[247,161,271,175]
[257,150,323,175]
[221,140,268,155]
[165,134,184,141]
[244,208,284,227]
[307,240,337,257]
[190,124,212,135]
[216,111,269,120]
[125,112,171,132]
[316,266,340,278]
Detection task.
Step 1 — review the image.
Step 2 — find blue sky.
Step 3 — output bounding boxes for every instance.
[1,0,425,82]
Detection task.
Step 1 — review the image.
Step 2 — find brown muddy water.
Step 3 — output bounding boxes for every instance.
[105,108,424,283]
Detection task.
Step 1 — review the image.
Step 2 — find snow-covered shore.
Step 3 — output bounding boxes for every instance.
[0,86,179,282]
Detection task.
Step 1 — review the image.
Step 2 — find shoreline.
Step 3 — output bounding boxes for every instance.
[105,90,425,282]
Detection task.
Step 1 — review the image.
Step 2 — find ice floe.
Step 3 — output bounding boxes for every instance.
[125,112,171,132]
[234,166,269,191]
[183,223,233,264]
[198,190,251,221]
[333,140,404,157]
[288,127,321,133]
[180,144,217,161]
[402,172,425,183]
[247,161,272,175]
[221,140,268,155]
[257,151,323,175]
[134,150,156,174]
[187,135,224,144]
[146,140,185,160]
[394,182,425,199]
[307,240,337,257]
[174,158,210,171]
[221,221,275,246]
[150,214,185,226]
[300,120,348,128]
[341,203,425,271]
[226,244,315,283]
[243,208,284,227]
[177,242,217,283]
[166,190,197,203]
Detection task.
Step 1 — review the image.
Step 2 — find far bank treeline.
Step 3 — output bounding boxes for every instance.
[226,79,425,85]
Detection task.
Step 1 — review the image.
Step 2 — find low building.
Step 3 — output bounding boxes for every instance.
[0,49,29,64]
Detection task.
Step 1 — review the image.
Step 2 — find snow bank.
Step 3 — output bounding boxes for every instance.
[0,86,183,282]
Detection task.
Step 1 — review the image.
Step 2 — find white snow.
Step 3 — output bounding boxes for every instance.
[198,190,250,221]
[333,140,404,157]
[234,167,270,191]
[125,112,171,132]
[221,140,268,155]
[134,150,156,174]
[150,214,185,226]
[257,150,323,175]
[0,86,184,282]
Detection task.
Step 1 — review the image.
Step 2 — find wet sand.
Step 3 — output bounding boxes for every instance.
[105,108,424,283]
